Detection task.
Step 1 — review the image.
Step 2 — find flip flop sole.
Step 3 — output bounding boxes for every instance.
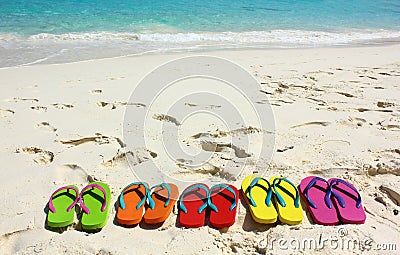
[241,175,278,224]
[47,185,78,228]
[328,178,366,224]
[143,183,179,224]
[270,176,303,225]
[299,176,339,226]
[178,184,208,228]
[209,184,239,229]
[81,182,111,230]
[117,184,147,226]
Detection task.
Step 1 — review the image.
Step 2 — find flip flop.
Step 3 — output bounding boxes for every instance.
[328,178,366,224]
[299,176,339,226]
[178,183,209,228]
[80,182,111,230]
[47,185,79,228]
[208,184,239,229]
[270,176,303,225]
[143,183,179,224]
[241,174,278,224]
[117,182,149,225]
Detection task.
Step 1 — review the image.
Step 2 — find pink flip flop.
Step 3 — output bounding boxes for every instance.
[328,178,366,224]
[299,176,339,226]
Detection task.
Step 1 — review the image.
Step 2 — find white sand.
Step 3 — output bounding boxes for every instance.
[0,45,399,254]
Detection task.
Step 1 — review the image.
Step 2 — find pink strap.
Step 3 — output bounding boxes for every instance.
[79,184,107,214]
[48,186,79,213]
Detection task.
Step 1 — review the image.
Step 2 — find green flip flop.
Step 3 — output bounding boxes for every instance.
[79,182,111,230]
[47,185,80,228]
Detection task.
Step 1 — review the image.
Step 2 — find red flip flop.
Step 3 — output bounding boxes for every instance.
[178,184,209,228]
[208,184,239,229]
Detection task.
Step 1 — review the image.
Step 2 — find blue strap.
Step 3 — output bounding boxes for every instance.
[303,177,333,209]
[119,182,149,210]
[179,184,209,214]
[272,177,300,208]
[245,177,273,207]
[208,184,237,212]
[330,179,362,208]
[147,183,171,210]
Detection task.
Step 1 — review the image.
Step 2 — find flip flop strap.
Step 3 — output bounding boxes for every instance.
[330,179,362,208]
[48,186,79,213]
[303,177,333,209]
[246,177,273,207]
[273,177,300,208]
[147,183,171,209]
[80,184,107,214]
[119,182,149,210]
[208,184,237,212]
[179,184,209,214]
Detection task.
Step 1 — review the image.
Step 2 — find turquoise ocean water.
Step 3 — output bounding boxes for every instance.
[1,0,400,67]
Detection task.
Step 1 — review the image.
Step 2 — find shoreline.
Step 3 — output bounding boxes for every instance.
[2,27,400,68]
[2,41,400,70]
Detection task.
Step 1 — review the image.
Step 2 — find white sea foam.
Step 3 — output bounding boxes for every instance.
[1,29,400,67]
[138,30,400,44]
[1,29,400,44]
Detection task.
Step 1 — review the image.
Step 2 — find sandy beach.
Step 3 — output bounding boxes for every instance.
[0,45,399,254]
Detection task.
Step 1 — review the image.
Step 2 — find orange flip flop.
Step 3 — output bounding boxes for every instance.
[143,183,179,224]
[116,182,149,225]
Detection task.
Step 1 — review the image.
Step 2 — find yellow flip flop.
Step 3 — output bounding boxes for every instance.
[269,176,303,225]
[241,174,278,224]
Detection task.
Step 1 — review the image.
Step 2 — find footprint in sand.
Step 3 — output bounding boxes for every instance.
[0,109,15,117]
[8,98,39,103]
[152,114,181,126]
[15,147,54,165]
[53,164,89,184]
[200,141,251,158]
[190,126,268,140]
[32,104,74,111]
[59,133,126,148]
[306,97,327,106]
[367,160,400,177]
[30,106,48,112]
[337,92,355,98]
[174,160,237,181]
[184,103,222,109]
[97,101,146,110]
[102,148,157,168]
[377,101,395,108]
[277,145,294,152]
[307,70,334,75]
[290,121,330,129]
[174,162,221,176]
[359,75,378,80]
[51,103,74,109]
[342,117,367,127]
[356,108,393,113]
[302,74,318,82]
[380,185,400,206]
[36,122,57,132]
[106,76,125,81]
[89,89,102,94]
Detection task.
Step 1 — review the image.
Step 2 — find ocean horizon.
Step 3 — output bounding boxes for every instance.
[1,0,400,67]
